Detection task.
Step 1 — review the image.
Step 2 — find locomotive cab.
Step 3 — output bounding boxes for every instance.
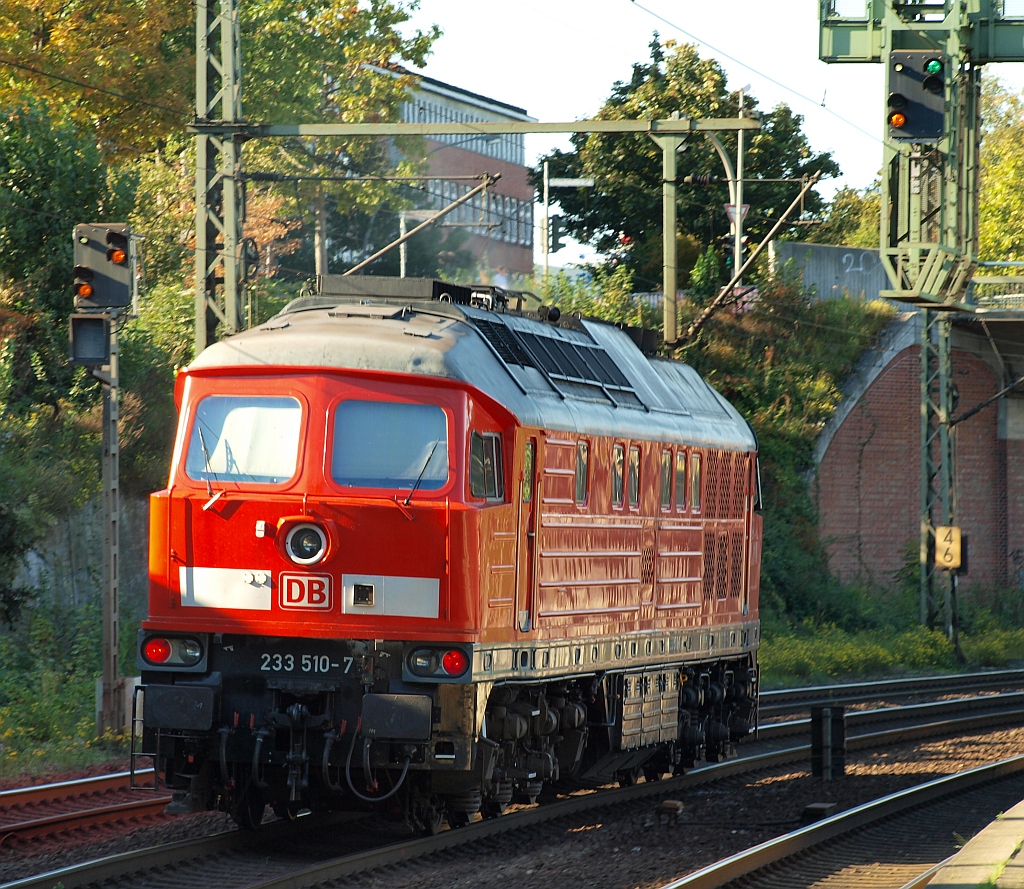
[137,279,761,830]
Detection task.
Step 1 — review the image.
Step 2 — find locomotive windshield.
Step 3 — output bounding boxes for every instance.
[331,400,449,490]
[185,395,302,485]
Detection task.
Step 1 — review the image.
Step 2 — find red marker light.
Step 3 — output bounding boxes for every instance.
[441,649,468,676]
[144,637,172,663]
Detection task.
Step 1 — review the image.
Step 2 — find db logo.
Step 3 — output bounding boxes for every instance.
[279,573,333,610]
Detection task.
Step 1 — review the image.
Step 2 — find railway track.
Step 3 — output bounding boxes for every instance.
[6,686,1024,889]
[658,754,1024,889]
[759,668,1024,718]
[0,771,169,844]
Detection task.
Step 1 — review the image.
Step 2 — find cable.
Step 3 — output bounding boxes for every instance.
[0,56,188,117]
[626,1,882,145]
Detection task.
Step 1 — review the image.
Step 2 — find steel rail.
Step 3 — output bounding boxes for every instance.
[0,797,172,841]
[6,699,1024,889]
[656,755,1024,889]
[759,691,1024,740]
[0,770,155,808]
[760,668,1024,716]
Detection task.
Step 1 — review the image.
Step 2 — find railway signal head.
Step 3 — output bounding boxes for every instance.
[887,50,946,142]
[72,223,132,309]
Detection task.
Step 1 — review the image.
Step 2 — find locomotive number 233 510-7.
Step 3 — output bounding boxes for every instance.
[260,653,354,673]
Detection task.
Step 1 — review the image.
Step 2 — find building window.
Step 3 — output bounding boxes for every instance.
[628,446,640,508]
[470,432,504,500]
[612,444,624,506]
[691,452,702,511]
[575,441,589,504]
[675,450,687,511]
[660,449,672,509]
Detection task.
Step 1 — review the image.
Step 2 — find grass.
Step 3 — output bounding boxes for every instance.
[760,622,1024,689]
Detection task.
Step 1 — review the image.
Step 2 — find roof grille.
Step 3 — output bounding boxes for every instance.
[474,318,536,367]
[472,316,643,408]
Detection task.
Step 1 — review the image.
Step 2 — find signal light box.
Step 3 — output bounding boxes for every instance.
[73,223,132,309]
[887,50,945,143]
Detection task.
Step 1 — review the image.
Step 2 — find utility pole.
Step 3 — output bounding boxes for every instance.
[734,85,749,284]
[542,161,550,280]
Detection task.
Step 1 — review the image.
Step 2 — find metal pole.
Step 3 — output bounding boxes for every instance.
[734,86,748,285]
[659,134,679,344]
[542,161,550,280]
[99,312,122,735]
[399,214,407,278]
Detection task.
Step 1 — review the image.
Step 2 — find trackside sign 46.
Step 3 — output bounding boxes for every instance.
[279,573,333,610]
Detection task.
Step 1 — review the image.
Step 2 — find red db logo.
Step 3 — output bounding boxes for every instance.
[279,573,333,610]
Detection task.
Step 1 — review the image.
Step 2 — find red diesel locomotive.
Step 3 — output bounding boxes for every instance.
[136,277,761,830]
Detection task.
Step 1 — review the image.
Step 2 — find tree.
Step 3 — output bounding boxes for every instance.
[978,78,1024,263]
[805,185,880,249]
[538,38,840,291]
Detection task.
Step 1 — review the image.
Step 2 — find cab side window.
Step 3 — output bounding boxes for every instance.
[675,450,687,511]
[690,451,702,511]
[660,449,672,509]
[611,444,624,506]
[628,446,640,508]
[575,441,589,504]
[470,432,504,500]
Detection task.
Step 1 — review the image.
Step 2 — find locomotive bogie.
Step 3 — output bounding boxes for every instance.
[137,282,763,828]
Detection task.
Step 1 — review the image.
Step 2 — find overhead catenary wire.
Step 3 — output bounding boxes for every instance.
[626,0,882,145]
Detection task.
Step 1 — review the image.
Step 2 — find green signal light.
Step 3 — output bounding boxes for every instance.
[925,58,943,75]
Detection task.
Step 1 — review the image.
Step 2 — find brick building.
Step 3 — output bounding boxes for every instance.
[398,72,535,275]
[813,312,1024,594]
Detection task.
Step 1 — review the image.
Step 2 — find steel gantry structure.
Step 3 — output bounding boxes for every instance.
[820,0,1024,636]
[190,0,758,352]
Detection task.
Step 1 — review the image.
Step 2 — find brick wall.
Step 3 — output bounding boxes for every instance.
[815,345,1006,592]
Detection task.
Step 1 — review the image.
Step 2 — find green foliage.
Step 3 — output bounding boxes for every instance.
[689,245,720,305]
[979,78,1024,262]
[538,37,840,291]
[0,598,126,776]
[760,623,961,687]
[537,265,659,329]
[805,184,880,249]
[677,275,895,624]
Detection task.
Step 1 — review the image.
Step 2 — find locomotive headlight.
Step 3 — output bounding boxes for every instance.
[409,649,439,676]
[286,523,327,565]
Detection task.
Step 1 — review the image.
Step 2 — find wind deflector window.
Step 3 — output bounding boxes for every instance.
[472,315,643,408]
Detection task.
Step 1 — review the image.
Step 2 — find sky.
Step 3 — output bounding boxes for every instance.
[400,0,1024,266]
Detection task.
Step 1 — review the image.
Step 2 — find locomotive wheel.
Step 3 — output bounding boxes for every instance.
[481,800,506,819]
[273,802,301,822]
[232,785,266,830]
[616,767,641,788]
[643,763,664,782]
[446,810,472,829]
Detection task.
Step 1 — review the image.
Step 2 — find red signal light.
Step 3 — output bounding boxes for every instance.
[888,111,907,129]
[144,637,172,664]
[441,649,468,676]
[75,282,94,298]
[107,247,127,265]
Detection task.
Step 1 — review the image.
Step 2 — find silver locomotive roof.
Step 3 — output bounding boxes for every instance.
[187,285,755,452]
